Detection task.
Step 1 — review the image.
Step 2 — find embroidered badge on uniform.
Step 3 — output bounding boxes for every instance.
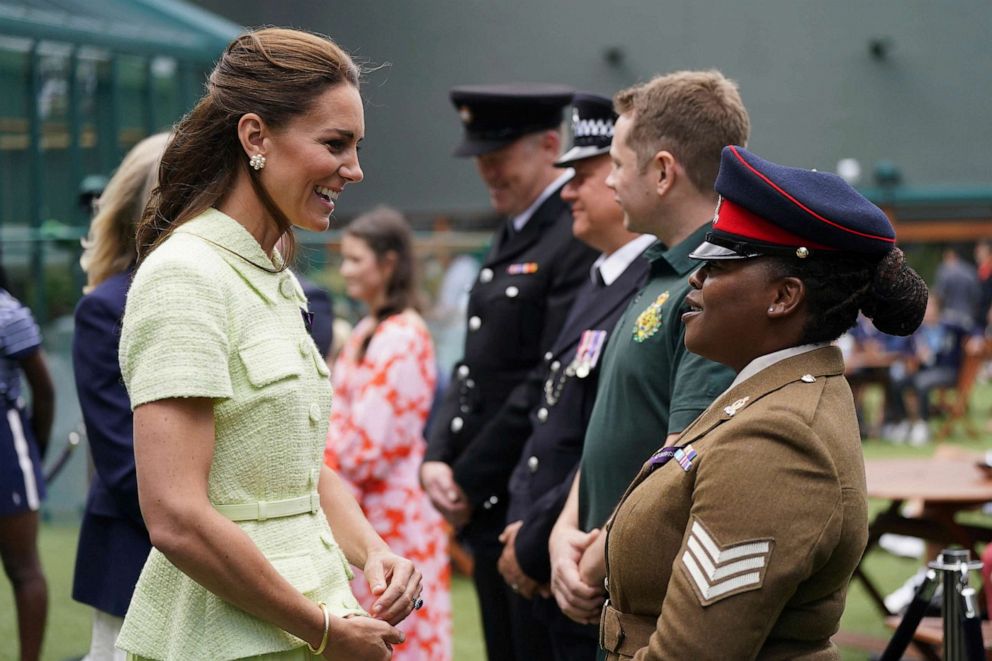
[507,262,539,275]
[632,291,670,342]
[680,518,775,607]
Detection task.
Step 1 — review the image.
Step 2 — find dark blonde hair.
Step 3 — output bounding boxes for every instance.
[344,206,420,360]
[614,70,750,194]
[80,132,170,291]
[136,28,360,264]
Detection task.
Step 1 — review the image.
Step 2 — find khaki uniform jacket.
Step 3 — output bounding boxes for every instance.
[602,347,867,660]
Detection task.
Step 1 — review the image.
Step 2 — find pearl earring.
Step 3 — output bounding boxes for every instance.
[249,154,266,171]
[768,307,775,313]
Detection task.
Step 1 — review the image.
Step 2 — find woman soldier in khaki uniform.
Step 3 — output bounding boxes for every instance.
[599,146,928,660]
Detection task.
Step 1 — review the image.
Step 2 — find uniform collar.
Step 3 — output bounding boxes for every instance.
[175,208,303,306]
[591,234,656,286]
[646,223,712,277]
[510,169,573,232]
[727,342,830,393]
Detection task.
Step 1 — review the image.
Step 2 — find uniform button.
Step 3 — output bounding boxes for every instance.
[537,408,549,423]
[489,495,499,505]
[280,277,296,299]
[479,268,494,283]
[468,316,482,331]
[544,351,554,361]
[309,403,321,423]
[483,500,492,510]
[450,416,464,433]
[527,456,539,473]
[550,361,561,371]
[457,365,470,379]
[505,286,519,298]
[465,379,475,389]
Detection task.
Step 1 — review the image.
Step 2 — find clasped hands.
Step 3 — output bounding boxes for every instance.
[548,523,607,625]
[322,548,422,660]
[420,461,471,528]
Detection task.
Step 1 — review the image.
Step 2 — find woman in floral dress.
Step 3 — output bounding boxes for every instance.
[326,206,451,660]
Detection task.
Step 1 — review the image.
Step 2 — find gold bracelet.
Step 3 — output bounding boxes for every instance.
[307,601,329,655]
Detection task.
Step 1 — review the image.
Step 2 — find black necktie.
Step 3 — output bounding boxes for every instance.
[594,268,606,288]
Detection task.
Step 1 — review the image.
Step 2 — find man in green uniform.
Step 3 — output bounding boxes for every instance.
[548,70,752,629]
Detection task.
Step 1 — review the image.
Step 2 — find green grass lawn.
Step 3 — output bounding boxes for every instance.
[2,383,990,660]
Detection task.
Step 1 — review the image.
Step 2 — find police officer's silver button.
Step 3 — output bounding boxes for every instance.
[489,495,499,505]
[466,379,475,389]
[308,403,321,423]
[457,365,470,379]
[450,416,464,433]
[550,361,560,371]
[527,456,539,473]
[480,268,494,283]
[544,351,553,361]
[537,408,549,423]
[505,286,519,298]
[483,500,492,510]
[468,316,482,331]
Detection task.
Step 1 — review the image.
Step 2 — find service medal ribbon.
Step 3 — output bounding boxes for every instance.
[507,262,539,275]
[571,329,607,378]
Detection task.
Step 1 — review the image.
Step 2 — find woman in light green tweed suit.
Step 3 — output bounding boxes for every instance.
[115,28,421,661]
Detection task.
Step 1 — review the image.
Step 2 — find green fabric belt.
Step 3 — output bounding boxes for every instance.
[214,493,320,522]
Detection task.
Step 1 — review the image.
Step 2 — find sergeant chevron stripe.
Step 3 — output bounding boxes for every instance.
[680,519,774,606]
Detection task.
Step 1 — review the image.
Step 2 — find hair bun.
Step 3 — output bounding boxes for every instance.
[861,248,928,336]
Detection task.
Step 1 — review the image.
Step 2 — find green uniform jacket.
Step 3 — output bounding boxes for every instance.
[603,347,868,660]
[117,210,362,661]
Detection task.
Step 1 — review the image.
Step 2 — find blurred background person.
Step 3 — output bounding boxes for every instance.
[325,206,450,660]
[422,84,598,661]
[71,131,169,661]
[934,246,980,329]
[0,265,55,661]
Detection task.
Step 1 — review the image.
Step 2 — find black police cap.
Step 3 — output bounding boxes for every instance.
[449,83,574,157]
[556,92,617,167]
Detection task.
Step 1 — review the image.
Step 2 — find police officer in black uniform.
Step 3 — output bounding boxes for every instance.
[491,93,654,660]
[422,84,598,661]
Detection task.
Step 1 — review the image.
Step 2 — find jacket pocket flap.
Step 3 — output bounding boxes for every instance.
[238,337,301,387]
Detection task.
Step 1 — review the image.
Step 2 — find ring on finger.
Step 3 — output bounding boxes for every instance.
[414,597,424,610]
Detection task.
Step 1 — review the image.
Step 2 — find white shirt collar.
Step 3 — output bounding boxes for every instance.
[511,169,574,232]
[591,234,656,286]
[726,342,830,392]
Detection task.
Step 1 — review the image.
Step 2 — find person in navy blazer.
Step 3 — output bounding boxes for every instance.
[489,94,655,661]
[71,133,168,660]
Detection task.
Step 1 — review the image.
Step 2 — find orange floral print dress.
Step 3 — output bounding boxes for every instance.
[325,311,451,661]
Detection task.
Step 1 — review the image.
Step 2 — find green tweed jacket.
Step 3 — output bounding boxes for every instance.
[116,209,362,661]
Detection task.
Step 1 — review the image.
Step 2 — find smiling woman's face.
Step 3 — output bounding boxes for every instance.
[683,258,783,371]
[263,83,365,233]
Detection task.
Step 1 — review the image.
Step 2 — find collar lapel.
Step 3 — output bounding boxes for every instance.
[483,188,568,267]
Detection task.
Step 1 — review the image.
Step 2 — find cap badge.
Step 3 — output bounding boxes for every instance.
[723,397,750,417]
[633,291,670,343]
[796,246,810,259]
[458,106,473,125]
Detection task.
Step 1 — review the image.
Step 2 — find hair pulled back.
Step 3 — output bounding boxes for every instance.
[344,206,421,361]
[136,28,360,264]
[768,247,928,343]
[81,132,169,291]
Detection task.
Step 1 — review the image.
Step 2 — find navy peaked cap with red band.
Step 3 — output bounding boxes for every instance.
[450,83,574,158]
[690,146,897,261]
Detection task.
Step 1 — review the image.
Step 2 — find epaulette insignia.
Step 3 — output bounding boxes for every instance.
[632,291,670,342]
[681,518,775,606]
